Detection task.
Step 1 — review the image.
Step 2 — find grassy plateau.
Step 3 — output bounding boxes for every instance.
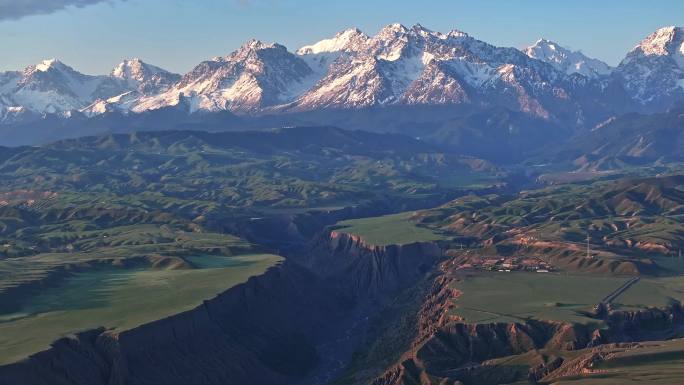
[334,211,449,246]
[0,252,281,365]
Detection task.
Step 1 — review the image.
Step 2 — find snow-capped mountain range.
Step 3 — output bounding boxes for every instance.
[1,24,683,124]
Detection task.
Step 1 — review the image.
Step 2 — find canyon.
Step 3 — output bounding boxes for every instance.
[3,222,683,385]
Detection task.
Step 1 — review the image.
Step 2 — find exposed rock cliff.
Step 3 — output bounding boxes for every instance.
[371,298,684,385]
[301,231,443,301]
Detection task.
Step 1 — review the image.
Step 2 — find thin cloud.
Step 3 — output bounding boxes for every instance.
[0,0,123,21]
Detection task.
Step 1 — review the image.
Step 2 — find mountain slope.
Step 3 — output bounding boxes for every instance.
[544,106,684,171]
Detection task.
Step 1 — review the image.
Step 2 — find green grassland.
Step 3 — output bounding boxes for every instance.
[484,339,684,385]
[450,272,623,324]
[0,128,502,210]
[0,252,281,365]
[0,194,284,365]
[615,276,684,310]
[334,211,450,246]
[551,339,684,384]
[449,272,684,324]
[0,223,263,294]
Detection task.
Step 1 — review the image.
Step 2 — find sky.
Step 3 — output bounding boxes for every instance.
[0,0,682,75]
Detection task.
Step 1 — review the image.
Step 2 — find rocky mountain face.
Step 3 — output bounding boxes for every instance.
[614,26,684,108]
[110,58,179,94]
[292,23,569,119]
[1,24,683,127]
[132,40,317,113]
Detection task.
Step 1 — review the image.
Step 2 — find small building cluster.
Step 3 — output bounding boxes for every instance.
[456,255,553,273]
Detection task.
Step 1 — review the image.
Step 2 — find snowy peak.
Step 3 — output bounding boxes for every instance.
[111,58,170,83]
[629,26,684,60]
[25,59,85,80]
[373,23,430,46]
[525,38,611,78]
[222,39,289,61]
[367,23,471,63]
[369,23,424,61]
[622,26,684,72]
[13,58,109,113]
[297,28,369,55]
[375,23,408,38]
[616,26,684,104]
[447,29,469,39]
[410,23,447,39]
[241,39,279,51]
[32,58,69,73]
[110,58,179,95]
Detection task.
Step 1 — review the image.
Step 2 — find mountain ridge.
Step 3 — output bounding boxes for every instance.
[0,23,683,132]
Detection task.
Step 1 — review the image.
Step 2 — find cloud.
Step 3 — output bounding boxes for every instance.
[0,0,122,21]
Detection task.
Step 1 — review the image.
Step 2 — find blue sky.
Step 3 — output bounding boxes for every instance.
[1,0,682,74]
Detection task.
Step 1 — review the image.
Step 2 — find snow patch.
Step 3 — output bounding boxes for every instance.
[34,59,60,72]
[386,54,426,95]
[297,28,368,55]
[525,38,612,77]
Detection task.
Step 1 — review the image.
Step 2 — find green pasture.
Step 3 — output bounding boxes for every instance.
[0,253,281,365]
[334,211,448,246]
